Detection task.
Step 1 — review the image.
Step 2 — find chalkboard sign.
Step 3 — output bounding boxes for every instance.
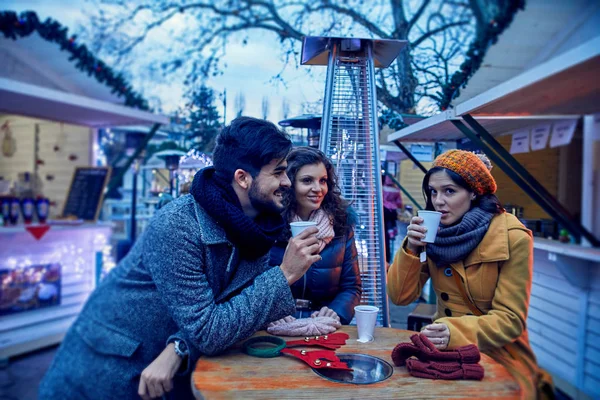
[62,167,111,221]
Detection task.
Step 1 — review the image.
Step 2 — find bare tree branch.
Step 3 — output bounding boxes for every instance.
[407,0,432,32]
[83,0,489,114]
[306,3,390,38]
[411,19,470,48]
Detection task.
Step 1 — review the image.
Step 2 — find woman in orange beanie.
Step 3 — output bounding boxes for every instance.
[387,149,553,399]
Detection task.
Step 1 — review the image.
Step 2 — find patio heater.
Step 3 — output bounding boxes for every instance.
[301,36,406,327]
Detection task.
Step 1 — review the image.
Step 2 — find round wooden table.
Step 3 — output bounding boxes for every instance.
[192,326,520,399]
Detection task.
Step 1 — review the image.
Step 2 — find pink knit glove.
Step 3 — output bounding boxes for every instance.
[266,317,341,336]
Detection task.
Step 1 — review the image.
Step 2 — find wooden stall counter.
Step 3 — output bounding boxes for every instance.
[192,326,520,399]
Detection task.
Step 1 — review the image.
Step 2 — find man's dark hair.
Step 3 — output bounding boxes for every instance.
[212,117,292,181]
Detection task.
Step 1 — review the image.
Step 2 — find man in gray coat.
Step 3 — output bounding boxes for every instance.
[39,117,321,399]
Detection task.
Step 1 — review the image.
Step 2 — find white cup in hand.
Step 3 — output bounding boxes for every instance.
[290,221,317,237]
[354,305,379,343]
[417,210,442,243]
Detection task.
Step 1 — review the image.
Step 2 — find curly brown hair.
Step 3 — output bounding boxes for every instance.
[281,147,351,238]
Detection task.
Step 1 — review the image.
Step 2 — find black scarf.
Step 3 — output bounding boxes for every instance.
[426,207,495,265]
[191,167,285,260]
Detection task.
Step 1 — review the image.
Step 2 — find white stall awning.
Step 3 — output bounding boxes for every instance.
[456,36,600,117]
[388,35,600,143]
[0,77,168,128]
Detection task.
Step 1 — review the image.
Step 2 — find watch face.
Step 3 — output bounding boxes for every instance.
[178,340,188,353]
[175,340,188,357]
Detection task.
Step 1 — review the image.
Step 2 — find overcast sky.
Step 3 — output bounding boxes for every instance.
[3,0,325,124]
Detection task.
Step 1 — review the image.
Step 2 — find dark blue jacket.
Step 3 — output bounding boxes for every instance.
[269,226,362,324]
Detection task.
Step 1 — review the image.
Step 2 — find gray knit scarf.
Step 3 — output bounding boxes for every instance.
[426,207,495,265]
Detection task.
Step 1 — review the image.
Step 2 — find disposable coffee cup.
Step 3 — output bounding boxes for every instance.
[290,221,317,237]
[354,305,379,343]
[417,210,442,243]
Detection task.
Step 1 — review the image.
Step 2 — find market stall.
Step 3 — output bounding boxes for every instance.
[388,36,600,398]
[0,13,168,359]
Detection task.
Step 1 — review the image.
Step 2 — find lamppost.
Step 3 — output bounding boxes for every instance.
[125,132,147,243]
[163,154,181,196]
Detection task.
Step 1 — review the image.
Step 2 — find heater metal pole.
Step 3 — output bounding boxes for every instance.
[366,42,391,327]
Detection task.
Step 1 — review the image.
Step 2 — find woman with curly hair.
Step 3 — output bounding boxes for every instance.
[269,146,362,325]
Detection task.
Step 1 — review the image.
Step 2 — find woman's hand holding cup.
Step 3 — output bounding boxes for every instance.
[406,216,428,254]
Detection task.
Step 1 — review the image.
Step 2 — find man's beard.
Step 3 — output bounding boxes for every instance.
[248,181,286,215]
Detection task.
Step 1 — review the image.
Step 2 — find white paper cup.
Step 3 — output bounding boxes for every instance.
[354,305,379,342]
[290,221,317,237]
[417,210,442,243]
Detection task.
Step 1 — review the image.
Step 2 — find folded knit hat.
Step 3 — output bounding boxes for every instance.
[433,150,496,195]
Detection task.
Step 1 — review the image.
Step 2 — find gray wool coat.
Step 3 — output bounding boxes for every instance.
[39,195,295,399]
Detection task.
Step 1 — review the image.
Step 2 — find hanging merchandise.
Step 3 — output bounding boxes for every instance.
[54,123,67,153]
[1,121,16,157]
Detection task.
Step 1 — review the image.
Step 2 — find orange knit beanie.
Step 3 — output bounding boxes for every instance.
[432,150,497,195]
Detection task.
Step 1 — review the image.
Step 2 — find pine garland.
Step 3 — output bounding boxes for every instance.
[0,10,149,110]
[437,0,525,111]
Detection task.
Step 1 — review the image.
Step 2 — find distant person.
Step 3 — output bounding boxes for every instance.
[387,150,553,399]
[39,117,321,399]
[382,174,403,263]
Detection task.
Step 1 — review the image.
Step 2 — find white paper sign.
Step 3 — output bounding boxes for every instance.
[510,130,530,154]
[530,124,551,151]
[550,120,577,148]
[410,144,434,162]
[593,114,600,142]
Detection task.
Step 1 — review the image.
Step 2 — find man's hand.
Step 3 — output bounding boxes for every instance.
[311,307,340,322]
[421,323,450,350]
[280,227,321,285]
[268,315,296,327]
[138,343,183,400]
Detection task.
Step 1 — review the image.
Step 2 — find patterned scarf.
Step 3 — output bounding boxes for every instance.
[426,207,495,265]
[191,167,285,260]
[290,209,335,252]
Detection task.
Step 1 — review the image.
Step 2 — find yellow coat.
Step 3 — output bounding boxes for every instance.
[388,212,541,399]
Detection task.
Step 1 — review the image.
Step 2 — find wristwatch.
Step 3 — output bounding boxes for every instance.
[173,339,189,358]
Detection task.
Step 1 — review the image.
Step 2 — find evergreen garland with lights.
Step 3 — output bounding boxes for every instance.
[436,0,526,110]
[0,10,149,110]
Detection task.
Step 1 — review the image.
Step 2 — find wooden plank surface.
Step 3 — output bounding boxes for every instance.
[192,326,520,399]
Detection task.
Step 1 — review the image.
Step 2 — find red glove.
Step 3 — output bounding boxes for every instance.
[406,359,484,380]
[391,340,421,366]
[391,334,480,366]
[286,332,349,350]
[412,334,480,364]
[280,348,352,371]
